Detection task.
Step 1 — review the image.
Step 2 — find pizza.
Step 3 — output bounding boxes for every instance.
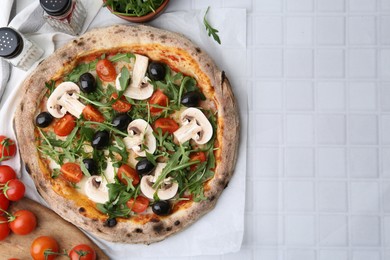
[14,24,239,244]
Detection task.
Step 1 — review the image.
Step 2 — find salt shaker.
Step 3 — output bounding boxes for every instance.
[0,27,44,71]
[40,0,87,36]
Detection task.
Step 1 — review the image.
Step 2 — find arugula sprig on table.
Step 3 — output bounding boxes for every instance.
[203,6,221,45]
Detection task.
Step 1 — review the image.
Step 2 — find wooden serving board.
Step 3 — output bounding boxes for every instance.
[0,198,109,260]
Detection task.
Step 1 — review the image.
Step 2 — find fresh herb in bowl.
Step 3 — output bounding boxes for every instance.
[104,0,165,17]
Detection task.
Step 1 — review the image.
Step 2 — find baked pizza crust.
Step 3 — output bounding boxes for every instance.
[14,25,239,244]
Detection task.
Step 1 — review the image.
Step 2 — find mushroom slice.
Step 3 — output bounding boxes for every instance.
[84,176,109,204]
[123,119,156,157]
[47,81,85,118]
[140,163,178,200]
[173,108,213,145]
[117,54,154,100]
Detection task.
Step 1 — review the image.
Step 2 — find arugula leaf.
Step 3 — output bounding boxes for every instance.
[109,135,129,166]
[93,149,107,174]
[109,52,135,63]
[51,169,61,179]
[120,173,136,192]
[105,0,164,17]
[45,81,56,97]
[203,7,221,45]
[145,151,157,166]
[97,181,140,218]
[118,66,130,94]
[80,160,91,177]
[65,60,98,82]
[177,76,196,106]
[83,121,127,137]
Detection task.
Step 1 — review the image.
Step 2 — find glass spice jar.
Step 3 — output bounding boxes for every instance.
[40,0,87,36]
[0,27,44,71]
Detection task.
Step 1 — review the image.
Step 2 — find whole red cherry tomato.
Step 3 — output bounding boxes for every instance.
[0,215,10,240]
[0,165,16,184]
[9,209,37,235]
[0,193,10,212]
[69,244,97,260]
[30,236,59,260]
[3,179,25,201]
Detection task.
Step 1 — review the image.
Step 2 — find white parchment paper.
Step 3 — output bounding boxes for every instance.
[0,7,247,258]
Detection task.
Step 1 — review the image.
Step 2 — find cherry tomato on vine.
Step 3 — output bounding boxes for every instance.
[152,118,179,134]
[30,236,59,260]
[60,162,83,183]
[126,196,149,214]
[0,136,16,162]
[149,90,168,113]
[69,244,96,260]
[82,105,105,123]
[0,193,10,212]
[0,165,16,184]
[117,164,140,186]
[3,179,25,201]
[96,59,116,82]
[9,209,37,235]
[0,215,10,240]
[54,114,76,137]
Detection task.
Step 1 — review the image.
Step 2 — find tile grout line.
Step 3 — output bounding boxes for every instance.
[313,0,321,258]
[345,1,352,258]
[377,2,385,257]
[280,0,286,258]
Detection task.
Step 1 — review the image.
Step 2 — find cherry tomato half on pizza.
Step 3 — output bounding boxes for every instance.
[96,59,117,82]
[152,118,179,134]
[117,164,140,186]
[126,196,149,214]
[60,162,83,183]
[111,93,132,113]
[0,136,16,162]
[54,114,76,137]
[189,151,207,171]
[82,105,105,123]
[149,90,169,113]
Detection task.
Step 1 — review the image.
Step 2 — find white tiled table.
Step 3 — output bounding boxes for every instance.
[197,0,388,259]
[7,0,390,259]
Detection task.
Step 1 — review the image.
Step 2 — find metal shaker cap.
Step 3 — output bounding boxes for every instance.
[0,27,23,59]
[40,0,72,16]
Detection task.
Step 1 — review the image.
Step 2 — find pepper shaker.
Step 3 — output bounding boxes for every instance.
[0,27,44,71]
[40,0,87,36]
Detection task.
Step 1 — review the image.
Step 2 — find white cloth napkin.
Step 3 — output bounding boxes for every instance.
[0,5,247,258]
